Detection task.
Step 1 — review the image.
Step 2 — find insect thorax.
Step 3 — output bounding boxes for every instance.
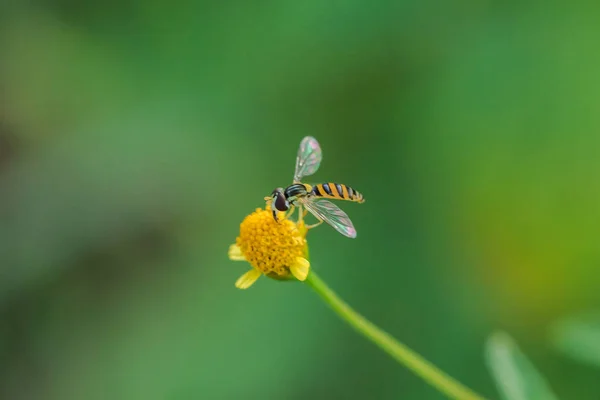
[284,183,310,202]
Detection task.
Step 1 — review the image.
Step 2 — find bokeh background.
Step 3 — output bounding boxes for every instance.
[1,1,600,399]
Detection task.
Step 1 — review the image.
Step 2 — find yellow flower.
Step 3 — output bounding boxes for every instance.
[228,203,310,289]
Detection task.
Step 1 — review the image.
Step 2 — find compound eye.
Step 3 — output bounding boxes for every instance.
[273,192,289,212]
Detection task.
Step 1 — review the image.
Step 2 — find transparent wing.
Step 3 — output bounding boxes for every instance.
[300,198,357,238]
[293,136,322,182]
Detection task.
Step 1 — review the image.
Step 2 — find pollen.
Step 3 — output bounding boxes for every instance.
[229,204,310,289]
[236,207,307,276]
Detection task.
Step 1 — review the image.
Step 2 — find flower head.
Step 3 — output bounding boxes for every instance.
[228,202,309,289]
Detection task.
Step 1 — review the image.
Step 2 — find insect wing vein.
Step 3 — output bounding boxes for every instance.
[301,198,357,238]
[293,136,322,182]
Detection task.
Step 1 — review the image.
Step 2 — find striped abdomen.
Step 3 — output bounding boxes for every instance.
[311,182,365,203]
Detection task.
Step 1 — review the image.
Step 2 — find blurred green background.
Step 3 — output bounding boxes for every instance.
[1,1,600,399]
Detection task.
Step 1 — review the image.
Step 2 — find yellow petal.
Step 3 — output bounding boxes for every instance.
[235,269,262,289]
[289,257,310,281]
[228,244,246,261]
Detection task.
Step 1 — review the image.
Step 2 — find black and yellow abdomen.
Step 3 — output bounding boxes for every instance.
[311,182,365,203]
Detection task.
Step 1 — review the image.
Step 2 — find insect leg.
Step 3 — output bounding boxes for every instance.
[305,217,324,230]
[285,204,296,220]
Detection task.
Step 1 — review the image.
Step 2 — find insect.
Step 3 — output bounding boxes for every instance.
[269,136,365,238]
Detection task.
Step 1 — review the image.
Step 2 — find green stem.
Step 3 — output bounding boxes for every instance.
[305,271,487,400]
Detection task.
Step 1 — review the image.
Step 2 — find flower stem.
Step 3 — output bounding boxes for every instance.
[304,271,487,400]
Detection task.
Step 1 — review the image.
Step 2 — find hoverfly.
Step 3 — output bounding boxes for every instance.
[269,136,365,238]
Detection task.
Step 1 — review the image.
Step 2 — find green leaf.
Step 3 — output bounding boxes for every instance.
[485,331,559,400]
[550,311,600,368]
